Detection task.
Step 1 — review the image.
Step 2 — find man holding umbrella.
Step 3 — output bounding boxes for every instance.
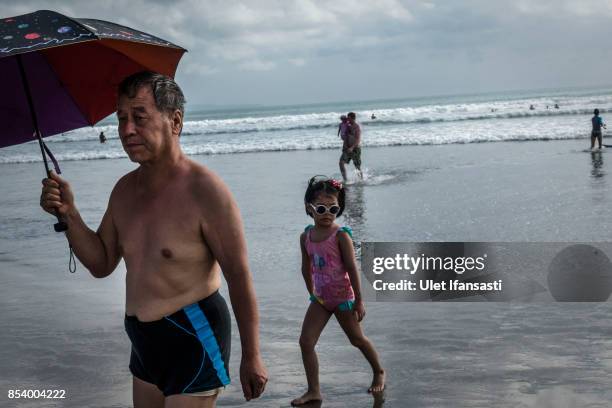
[41,71,267,407]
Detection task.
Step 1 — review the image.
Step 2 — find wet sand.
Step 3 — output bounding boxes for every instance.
[1,139,612,407]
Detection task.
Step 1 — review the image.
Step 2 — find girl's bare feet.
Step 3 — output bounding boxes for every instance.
[368,369,385,393]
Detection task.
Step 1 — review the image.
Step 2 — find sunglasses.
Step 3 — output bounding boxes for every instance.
[309,203,340,216]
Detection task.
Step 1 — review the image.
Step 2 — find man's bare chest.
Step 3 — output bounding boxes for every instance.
[113,191,204,259]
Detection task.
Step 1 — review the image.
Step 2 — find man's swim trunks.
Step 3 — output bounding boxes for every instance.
[340,146,362,167]
[124,290,231,396]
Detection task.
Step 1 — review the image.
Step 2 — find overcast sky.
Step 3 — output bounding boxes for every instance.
[3,1,612,107]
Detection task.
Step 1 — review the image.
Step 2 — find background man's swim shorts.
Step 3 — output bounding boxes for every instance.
[341,146,362,167]
[124,290,231,396]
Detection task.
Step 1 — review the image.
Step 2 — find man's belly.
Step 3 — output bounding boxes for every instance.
[125,263,222,322]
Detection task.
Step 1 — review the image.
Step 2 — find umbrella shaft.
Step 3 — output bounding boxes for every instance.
[16,55,67,232]
[16,55,51,176]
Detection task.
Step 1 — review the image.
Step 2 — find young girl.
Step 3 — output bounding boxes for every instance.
[291,176,385,406]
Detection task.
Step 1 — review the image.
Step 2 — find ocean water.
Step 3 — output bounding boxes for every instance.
[2,87,612,407]
[1,86,611,164]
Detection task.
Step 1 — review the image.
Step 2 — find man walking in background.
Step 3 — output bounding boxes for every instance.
[339,112,363,180]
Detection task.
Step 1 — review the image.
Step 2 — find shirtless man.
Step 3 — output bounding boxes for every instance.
[339,112,363,181]
[40,71,267,408]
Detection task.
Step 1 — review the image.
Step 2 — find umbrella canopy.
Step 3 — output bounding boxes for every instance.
[0,9,187,148]
[1,10,186,233]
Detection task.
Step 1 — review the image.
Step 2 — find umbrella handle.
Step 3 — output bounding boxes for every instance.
[45,170,68,232]
[40,143,67,232]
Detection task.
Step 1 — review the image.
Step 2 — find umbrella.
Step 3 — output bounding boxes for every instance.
[0,10,187,231]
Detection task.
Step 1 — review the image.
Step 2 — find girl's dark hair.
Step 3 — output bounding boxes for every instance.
[594,109,600,115]
[304,175,346,218]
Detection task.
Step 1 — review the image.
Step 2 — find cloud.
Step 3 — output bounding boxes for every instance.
[289,58,306,66]
[239,59,276,71]
[158,0,418,74]
[182,61,219,76]
[0,1,417,75]
[514,0,612,17]
[3,1,612,104]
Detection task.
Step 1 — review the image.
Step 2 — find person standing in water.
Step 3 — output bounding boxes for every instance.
[339,112,362,181]
[291,177,385,406]
[591,109,606,150]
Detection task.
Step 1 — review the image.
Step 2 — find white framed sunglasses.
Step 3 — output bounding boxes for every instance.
[309,203,341,216]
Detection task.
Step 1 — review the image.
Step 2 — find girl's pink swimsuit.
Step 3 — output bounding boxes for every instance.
[304,224,355,312]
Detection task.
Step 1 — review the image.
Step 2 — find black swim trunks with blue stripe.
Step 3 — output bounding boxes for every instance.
[124,290,231,396]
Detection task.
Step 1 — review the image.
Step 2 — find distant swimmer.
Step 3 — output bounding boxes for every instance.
[591,109,606,150]
[529,104,535,110]
[555,103,559,109]
[371,113,377,120]
[99,131,106,143]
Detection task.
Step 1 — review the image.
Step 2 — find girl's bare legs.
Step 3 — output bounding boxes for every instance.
[292,302,333,406]
[335,310,385,393]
